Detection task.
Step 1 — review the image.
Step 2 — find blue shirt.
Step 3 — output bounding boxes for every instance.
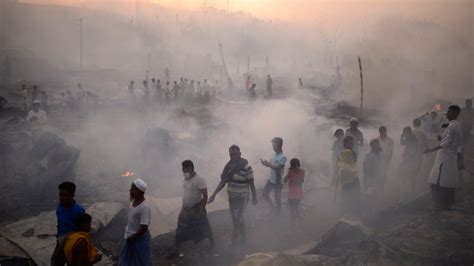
[268,152,287,184]
[56,202,85,237]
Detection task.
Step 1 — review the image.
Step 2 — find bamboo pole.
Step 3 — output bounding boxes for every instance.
[218,43,230,82]
[358,56,363,116]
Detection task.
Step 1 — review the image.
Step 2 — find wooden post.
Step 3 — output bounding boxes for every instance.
[358,56,364,116]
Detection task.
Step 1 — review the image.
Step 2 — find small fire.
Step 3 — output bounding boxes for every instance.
[434,103,441,112]
[121,170,135,177]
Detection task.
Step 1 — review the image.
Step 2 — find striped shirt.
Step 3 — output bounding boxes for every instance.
[227,164,254,197]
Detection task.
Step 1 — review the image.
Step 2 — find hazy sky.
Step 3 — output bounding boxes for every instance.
[19,0,472,23]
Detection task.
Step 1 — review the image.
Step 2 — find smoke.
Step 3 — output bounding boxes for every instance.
[1,1,472,256]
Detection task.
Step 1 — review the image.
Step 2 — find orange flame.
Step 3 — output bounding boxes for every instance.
[121,170,135,177]
[434,103,441,112]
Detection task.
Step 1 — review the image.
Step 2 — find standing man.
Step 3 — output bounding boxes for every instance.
[421,111,441,147]
[266,75,273,97]
[413,118,429,191]
[425,105,462,210]
[128,80,135,99]
[172,81,180,100]
[155,79,162,103]
[164,81,171,102]
[248,83,257,101]
[363,139,383,203]
[460,99,473,147]
[51,182,85,266]
[261,137,287,216]
[377,126,394,193]
[298,78,303,89]
[345,118,364,157]
[21,84,28,112]
[170,160,215,257]
[77,83,85,113]
[399,126,420,199]
[208,145,257,246]
[245,76,252,91]
[412,118,428,153]
[141,80,150,104]
[119,178,152,266]
[151,78,156,94]
[27,99,48,140]
[164,67,170,82]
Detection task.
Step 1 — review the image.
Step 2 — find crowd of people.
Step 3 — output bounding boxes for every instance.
[9,73,473,265]
[330,100,472,217]
[126,71,281,105]
[47,96,472,265]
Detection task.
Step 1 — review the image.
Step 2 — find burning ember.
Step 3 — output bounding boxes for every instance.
[434,103,441,112]
[121,170,135,177]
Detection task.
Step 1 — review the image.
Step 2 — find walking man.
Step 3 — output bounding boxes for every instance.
[208,145,257,246]
[169,160,215,257]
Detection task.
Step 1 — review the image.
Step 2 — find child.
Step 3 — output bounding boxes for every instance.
[284,158,305,229]
[331,129,345,178]
[51,182,85,266]
[63,213,102,265]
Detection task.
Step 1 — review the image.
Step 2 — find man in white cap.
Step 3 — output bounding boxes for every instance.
[345,118,364,158]
[119,178,153,266]
[27,99,48,131]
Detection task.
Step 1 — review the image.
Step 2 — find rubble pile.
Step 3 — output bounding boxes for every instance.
[239,178,474,265]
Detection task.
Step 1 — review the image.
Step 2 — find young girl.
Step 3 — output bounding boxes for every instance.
[284,158,305,229]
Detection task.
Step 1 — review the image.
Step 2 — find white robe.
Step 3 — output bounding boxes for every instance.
[428,120,461,188]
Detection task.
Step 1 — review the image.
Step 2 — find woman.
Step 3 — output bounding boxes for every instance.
[333,136,361,218]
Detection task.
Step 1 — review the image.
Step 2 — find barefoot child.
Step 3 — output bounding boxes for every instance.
[284,158,305,229]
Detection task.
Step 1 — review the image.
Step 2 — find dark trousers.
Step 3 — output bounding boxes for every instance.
[51,237,67,266]
[262,181,281,214]
[431,184,455,210]
[229,196,248,244]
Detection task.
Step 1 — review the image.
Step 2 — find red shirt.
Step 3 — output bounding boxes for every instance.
[286,169,305,199]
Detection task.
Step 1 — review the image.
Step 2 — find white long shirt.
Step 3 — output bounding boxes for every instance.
[378,136,394,172]
[428,120,461,188]
[124,200,150,239]
[27,109,48,130]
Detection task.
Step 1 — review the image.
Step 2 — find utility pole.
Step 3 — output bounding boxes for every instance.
[266,56,269,74]
[247,56,250,74]
[0,1,6,50]
[135,0,139,24]
[79,18,83,70]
